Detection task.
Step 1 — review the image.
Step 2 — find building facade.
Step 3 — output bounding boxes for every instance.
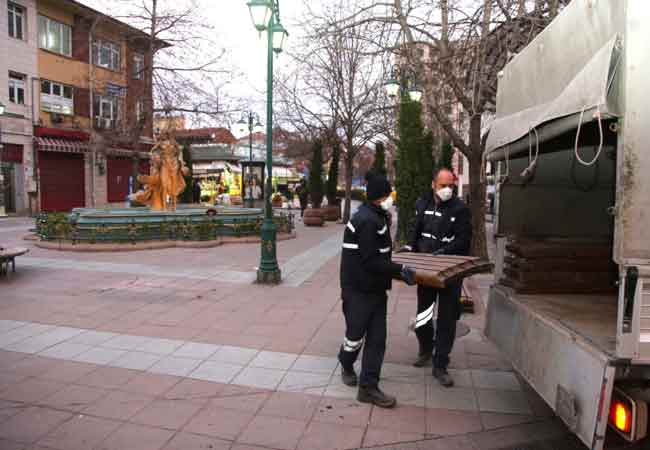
[1,0,39,215]
[0,0,158,214]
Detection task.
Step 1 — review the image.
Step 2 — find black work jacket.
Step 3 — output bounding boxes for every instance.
[407,192,472,256]
[340,203,403,293]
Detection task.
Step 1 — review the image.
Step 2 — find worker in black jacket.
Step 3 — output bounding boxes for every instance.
[399,169,472,387]
[339,172,416,408]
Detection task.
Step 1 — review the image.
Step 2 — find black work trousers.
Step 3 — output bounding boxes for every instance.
[338,289,387,388]
[414,281,462,369]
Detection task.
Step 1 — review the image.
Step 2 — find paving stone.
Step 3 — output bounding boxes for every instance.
[371,404,427,434]
[184,406,255,440]
[131,398,204,430]
[237,415,308,450]
[259,391,321,421]
[96,423,174,450]
[0,400,23,424]
[313,397,371,428]
[363,427,425,447]
[209,345,259,365]
[0,321,28,333]
[83,390,154,421]
[37,415,121,450]
[67,331,118,346]
[277,371,331,394]
[163,379,225,403]
[296,421,365,450]
[172,342,220,360]
[148,356,201,377]
[425,408,483,436]
[249,351,297,370]
[41,384,107,412]
[290,354,338,374]
[115,374,178,400]
[426,386,478,412]
[38,343,93,360]
[188,360,243,384]
[0,378,65,404]
[232,367,286,390]
[70,347,126,366]
[471,370,521,391]
[77,367,138,390]
[161,432,231,450]
[208,391,270,413]
[135,338,185,355]
[476,390,532,415]
[0,406,72,444]
[110,351,162,371]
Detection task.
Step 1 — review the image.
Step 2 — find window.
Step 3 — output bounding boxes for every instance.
[41,79,74,115]
[8,2,25,40]
[8,72,26,105]
[38,15,71,56]
[132,53,144,79]
[135,100,144,123]
[94,95,118,129]
[92,40,121,71]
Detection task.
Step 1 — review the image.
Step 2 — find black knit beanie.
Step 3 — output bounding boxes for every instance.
[365,172,392,201]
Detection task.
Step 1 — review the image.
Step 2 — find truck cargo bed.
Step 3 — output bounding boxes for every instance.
[486,285,618,450]
[502,289,618,359]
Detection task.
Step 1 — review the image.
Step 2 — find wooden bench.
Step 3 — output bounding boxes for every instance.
[0,247,29,276]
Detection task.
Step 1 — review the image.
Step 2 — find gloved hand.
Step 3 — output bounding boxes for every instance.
[431,248,446,256]
[396,245,412,253]
[400,265,417,286]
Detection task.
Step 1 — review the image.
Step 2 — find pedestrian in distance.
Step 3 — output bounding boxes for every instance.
[339,172,417,408]
[297,178,309,218]
[398,168,472,387]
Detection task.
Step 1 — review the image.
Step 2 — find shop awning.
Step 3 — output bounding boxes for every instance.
[485,0,625,161]
[35,137,89,153]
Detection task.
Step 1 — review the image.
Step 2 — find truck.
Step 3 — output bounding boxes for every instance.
[484,1,650,449]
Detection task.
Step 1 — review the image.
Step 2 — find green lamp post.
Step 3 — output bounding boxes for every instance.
[236,111,263,208]
[247,0,288,284]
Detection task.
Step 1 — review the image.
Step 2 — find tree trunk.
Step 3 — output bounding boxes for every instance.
[342,153,353,223]
[467,116,488,259]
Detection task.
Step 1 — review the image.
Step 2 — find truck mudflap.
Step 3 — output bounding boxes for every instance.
[486,286,616,450]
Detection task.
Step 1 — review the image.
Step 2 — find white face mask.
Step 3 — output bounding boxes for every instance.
[436,187,453,202]
[380,196,394,211]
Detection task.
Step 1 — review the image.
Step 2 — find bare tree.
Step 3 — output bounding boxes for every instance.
[81,0,238,127]
[332,0,570,257]
[277,1,393,222]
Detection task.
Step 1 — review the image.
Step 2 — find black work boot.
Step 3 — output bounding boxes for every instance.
[433,367,454,387]
[413,352,432,367]
[357,385,397,408]
[341,367,358,387]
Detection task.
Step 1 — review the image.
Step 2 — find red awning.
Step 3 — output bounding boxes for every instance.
[35,137,89,153]
[34,127,90,141]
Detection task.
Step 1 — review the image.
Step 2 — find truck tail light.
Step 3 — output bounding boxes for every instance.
[609,387,648,441]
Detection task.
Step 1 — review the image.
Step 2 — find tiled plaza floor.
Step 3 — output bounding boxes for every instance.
[0,216,575,450]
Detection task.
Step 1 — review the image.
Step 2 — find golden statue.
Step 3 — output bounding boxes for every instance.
[129,133,189,211]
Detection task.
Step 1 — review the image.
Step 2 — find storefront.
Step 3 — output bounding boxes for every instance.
[35,137,88,212]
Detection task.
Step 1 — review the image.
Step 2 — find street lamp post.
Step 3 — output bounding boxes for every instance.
[384,66,423,102]
[247,0,288,284]
[236,111,263,208]
[0,102,6,218]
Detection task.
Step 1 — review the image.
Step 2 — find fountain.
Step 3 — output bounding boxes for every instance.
[35,133,294,250]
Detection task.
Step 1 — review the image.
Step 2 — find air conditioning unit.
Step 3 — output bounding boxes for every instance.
[95,117,115,130]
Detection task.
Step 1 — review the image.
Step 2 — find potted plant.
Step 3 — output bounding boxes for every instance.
[272,192,284,208]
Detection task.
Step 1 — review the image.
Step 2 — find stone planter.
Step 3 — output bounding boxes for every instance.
[303,208,325,227]
[323,204,341,222]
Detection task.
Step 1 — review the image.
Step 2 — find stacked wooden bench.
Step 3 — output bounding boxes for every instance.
[0,247,29,276]
[500,238,617,294]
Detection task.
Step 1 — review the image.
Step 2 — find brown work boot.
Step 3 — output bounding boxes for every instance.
[433,367,454,387]
[357,385,397,408]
